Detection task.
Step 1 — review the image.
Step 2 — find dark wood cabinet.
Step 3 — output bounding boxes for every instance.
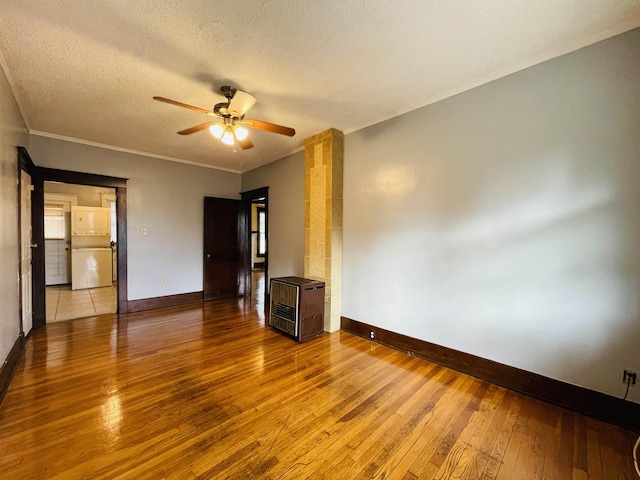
[269,276,325,342]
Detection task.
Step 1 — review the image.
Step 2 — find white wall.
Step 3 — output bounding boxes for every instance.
[242,150,305,284]
[29,136,240,300]
[45,182,114,207]
[0,61,29,363]
[343,28,640,402]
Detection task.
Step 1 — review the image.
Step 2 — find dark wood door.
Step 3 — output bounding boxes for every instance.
[203,197,250,301]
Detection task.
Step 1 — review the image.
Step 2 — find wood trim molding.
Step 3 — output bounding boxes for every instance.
[0,334,24,406]
[240,187,269,201]
[127,291,203,313]
[115,186,128,313]
[341,316,640,433]
[36,167,127,188]
[17,146,35,172]
[30,172,45,328]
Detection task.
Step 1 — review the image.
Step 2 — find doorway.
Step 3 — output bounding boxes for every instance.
[30,165,128,330]
[242,187,269,305]
[201,188,269,306]
[203,197,250,301]
[43,182,117,323]
[250,200,266,306]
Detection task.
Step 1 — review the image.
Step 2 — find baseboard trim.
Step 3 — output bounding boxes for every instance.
[341,316,640,433]
[127,291,203,313]
[0,334,25,406]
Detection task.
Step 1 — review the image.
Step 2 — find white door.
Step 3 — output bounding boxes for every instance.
[20,170,33,335]
[43,193,78,285]
[44,200,72,285]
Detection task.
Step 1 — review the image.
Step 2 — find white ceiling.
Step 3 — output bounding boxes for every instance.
[1,1,639,173]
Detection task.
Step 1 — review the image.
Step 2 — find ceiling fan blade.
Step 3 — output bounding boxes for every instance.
[236,135,254,150]
[227,90,257,117]
[153,96,212,115]
[243,118,295,137]
[177,122,215,135]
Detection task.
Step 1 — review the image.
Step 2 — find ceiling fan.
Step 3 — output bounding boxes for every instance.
[153,86,295,150]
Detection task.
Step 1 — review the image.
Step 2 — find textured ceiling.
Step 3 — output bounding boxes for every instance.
[1,1,639,173]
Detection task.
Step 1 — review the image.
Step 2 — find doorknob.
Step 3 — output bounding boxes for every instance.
[30,243,38,249]
[206,253,211,260]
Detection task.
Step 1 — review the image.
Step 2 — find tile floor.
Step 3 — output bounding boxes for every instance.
[46,271,259,324]
[46,284,117,323]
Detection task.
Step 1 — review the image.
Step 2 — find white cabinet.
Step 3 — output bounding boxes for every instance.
[45,239,69,285]
[71,206,111,236]
[71,248,112,290]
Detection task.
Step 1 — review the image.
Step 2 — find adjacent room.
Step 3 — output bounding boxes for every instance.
[44,182,118,322]
[0,2,639,478]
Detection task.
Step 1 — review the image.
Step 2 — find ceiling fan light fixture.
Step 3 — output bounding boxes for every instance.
[154,86,295,150]
[234,125,248,141]
[209,123,224,139]
[221,128,235,145]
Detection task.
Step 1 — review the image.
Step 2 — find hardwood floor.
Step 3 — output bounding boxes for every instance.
[0,297,637,479]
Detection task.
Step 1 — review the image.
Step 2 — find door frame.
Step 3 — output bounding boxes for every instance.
[26,154,129,329]
[241,187,269,299]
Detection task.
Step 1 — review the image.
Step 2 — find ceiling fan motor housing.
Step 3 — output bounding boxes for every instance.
[220,85,237,101]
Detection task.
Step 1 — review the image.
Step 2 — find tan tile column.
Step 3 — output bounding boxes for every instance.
[304,128,343,332]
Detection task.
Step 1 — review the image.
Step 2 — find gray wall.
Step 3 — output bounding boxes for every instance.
[342,28,640,402]
[29,136,241,300]
[244,28,640,403]
[242,150,305,285]
[0,63,29,363]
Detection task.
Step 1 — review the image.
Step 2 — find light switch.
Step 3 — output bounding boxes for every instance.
[141,227,147,236]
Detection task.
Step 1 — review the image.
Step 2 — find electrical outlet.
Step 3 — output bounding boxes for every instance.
[623,369,637,386]
[159,283,164,289]
[370,330,375,340]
